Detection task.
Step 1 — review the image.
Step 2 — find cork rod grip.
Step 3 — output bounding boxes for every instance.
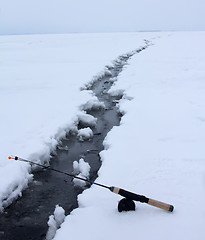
[148,198,174,212]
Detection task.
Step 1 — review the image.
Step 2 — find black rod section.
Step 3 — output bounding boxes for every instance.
[13,156,110,190]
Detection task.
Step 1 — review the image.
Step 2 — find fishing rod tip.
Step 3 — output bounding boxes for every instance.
[8,156,19,160]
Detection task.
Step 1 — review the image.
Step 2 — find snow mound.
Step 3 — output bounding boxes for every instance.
[73,158,91,187]
[46,205,65,240]
[77,127,93,141]
[92,68,112,81]
[0,162,32,211]
[81,98,105,111]
[77,112,97,127]
[108,88,124,98]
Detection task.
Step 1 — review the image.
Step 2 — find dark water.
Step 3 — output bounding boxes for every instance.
[0,44,148,240]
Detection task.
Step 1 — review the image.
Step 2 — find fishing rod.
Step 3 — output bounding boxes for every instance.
[8,156,174,212]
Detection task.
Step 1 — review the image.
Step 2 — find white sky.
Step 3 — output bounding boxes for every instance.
[0,0,205,35]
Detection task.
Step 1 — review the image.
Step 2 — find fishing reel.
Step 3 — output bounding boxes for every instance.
[118,198,136,212]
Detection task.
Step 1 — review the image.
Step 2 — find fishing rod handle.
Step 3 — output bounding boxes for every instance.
[110,187,149,203]
[147,198,174,212]
[110,187,174,212]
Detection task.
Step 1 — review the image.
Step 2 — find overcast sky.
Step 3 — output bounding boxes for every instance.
[0,0,205,35]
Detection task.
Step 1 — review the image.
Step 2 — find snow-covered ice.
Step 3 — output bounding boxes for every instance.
[0,32,149,210]
[53,32,205,240]
[1,31,205,240]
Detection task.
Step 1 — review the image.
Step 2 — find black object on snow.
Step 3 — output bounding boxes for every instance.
[118,198,136,212]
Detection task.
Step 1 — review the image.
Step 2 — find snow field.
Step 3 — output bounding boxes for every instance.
[53,32,205,240]
[0,32,154,210]
[1,31,204,240]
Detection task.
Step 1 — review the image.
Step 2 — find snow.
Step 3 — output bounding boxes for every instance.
[0,32,150,210]
[73,159,91,187]
[80,98,105,111]
[53,32,205,240]
[46,205,65,240]
[0,162,32,210]
[1,31,205,239]
[77,112,97,127]
[77,127,93,142]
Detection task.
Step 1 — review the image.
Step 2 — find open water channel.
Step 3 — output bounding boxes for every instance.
[0,44,148,240]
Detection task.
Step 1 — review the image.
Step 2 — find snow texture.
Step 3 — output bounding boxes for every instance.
[73,159,91,187]
[53,32,205,240]
[0,32,148,210]
[77,112,97,127]
[81,98,105,111]
[1,31,205,240]
[46,205,65,240]
[82,67,113,90]
[77,127,93,141]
